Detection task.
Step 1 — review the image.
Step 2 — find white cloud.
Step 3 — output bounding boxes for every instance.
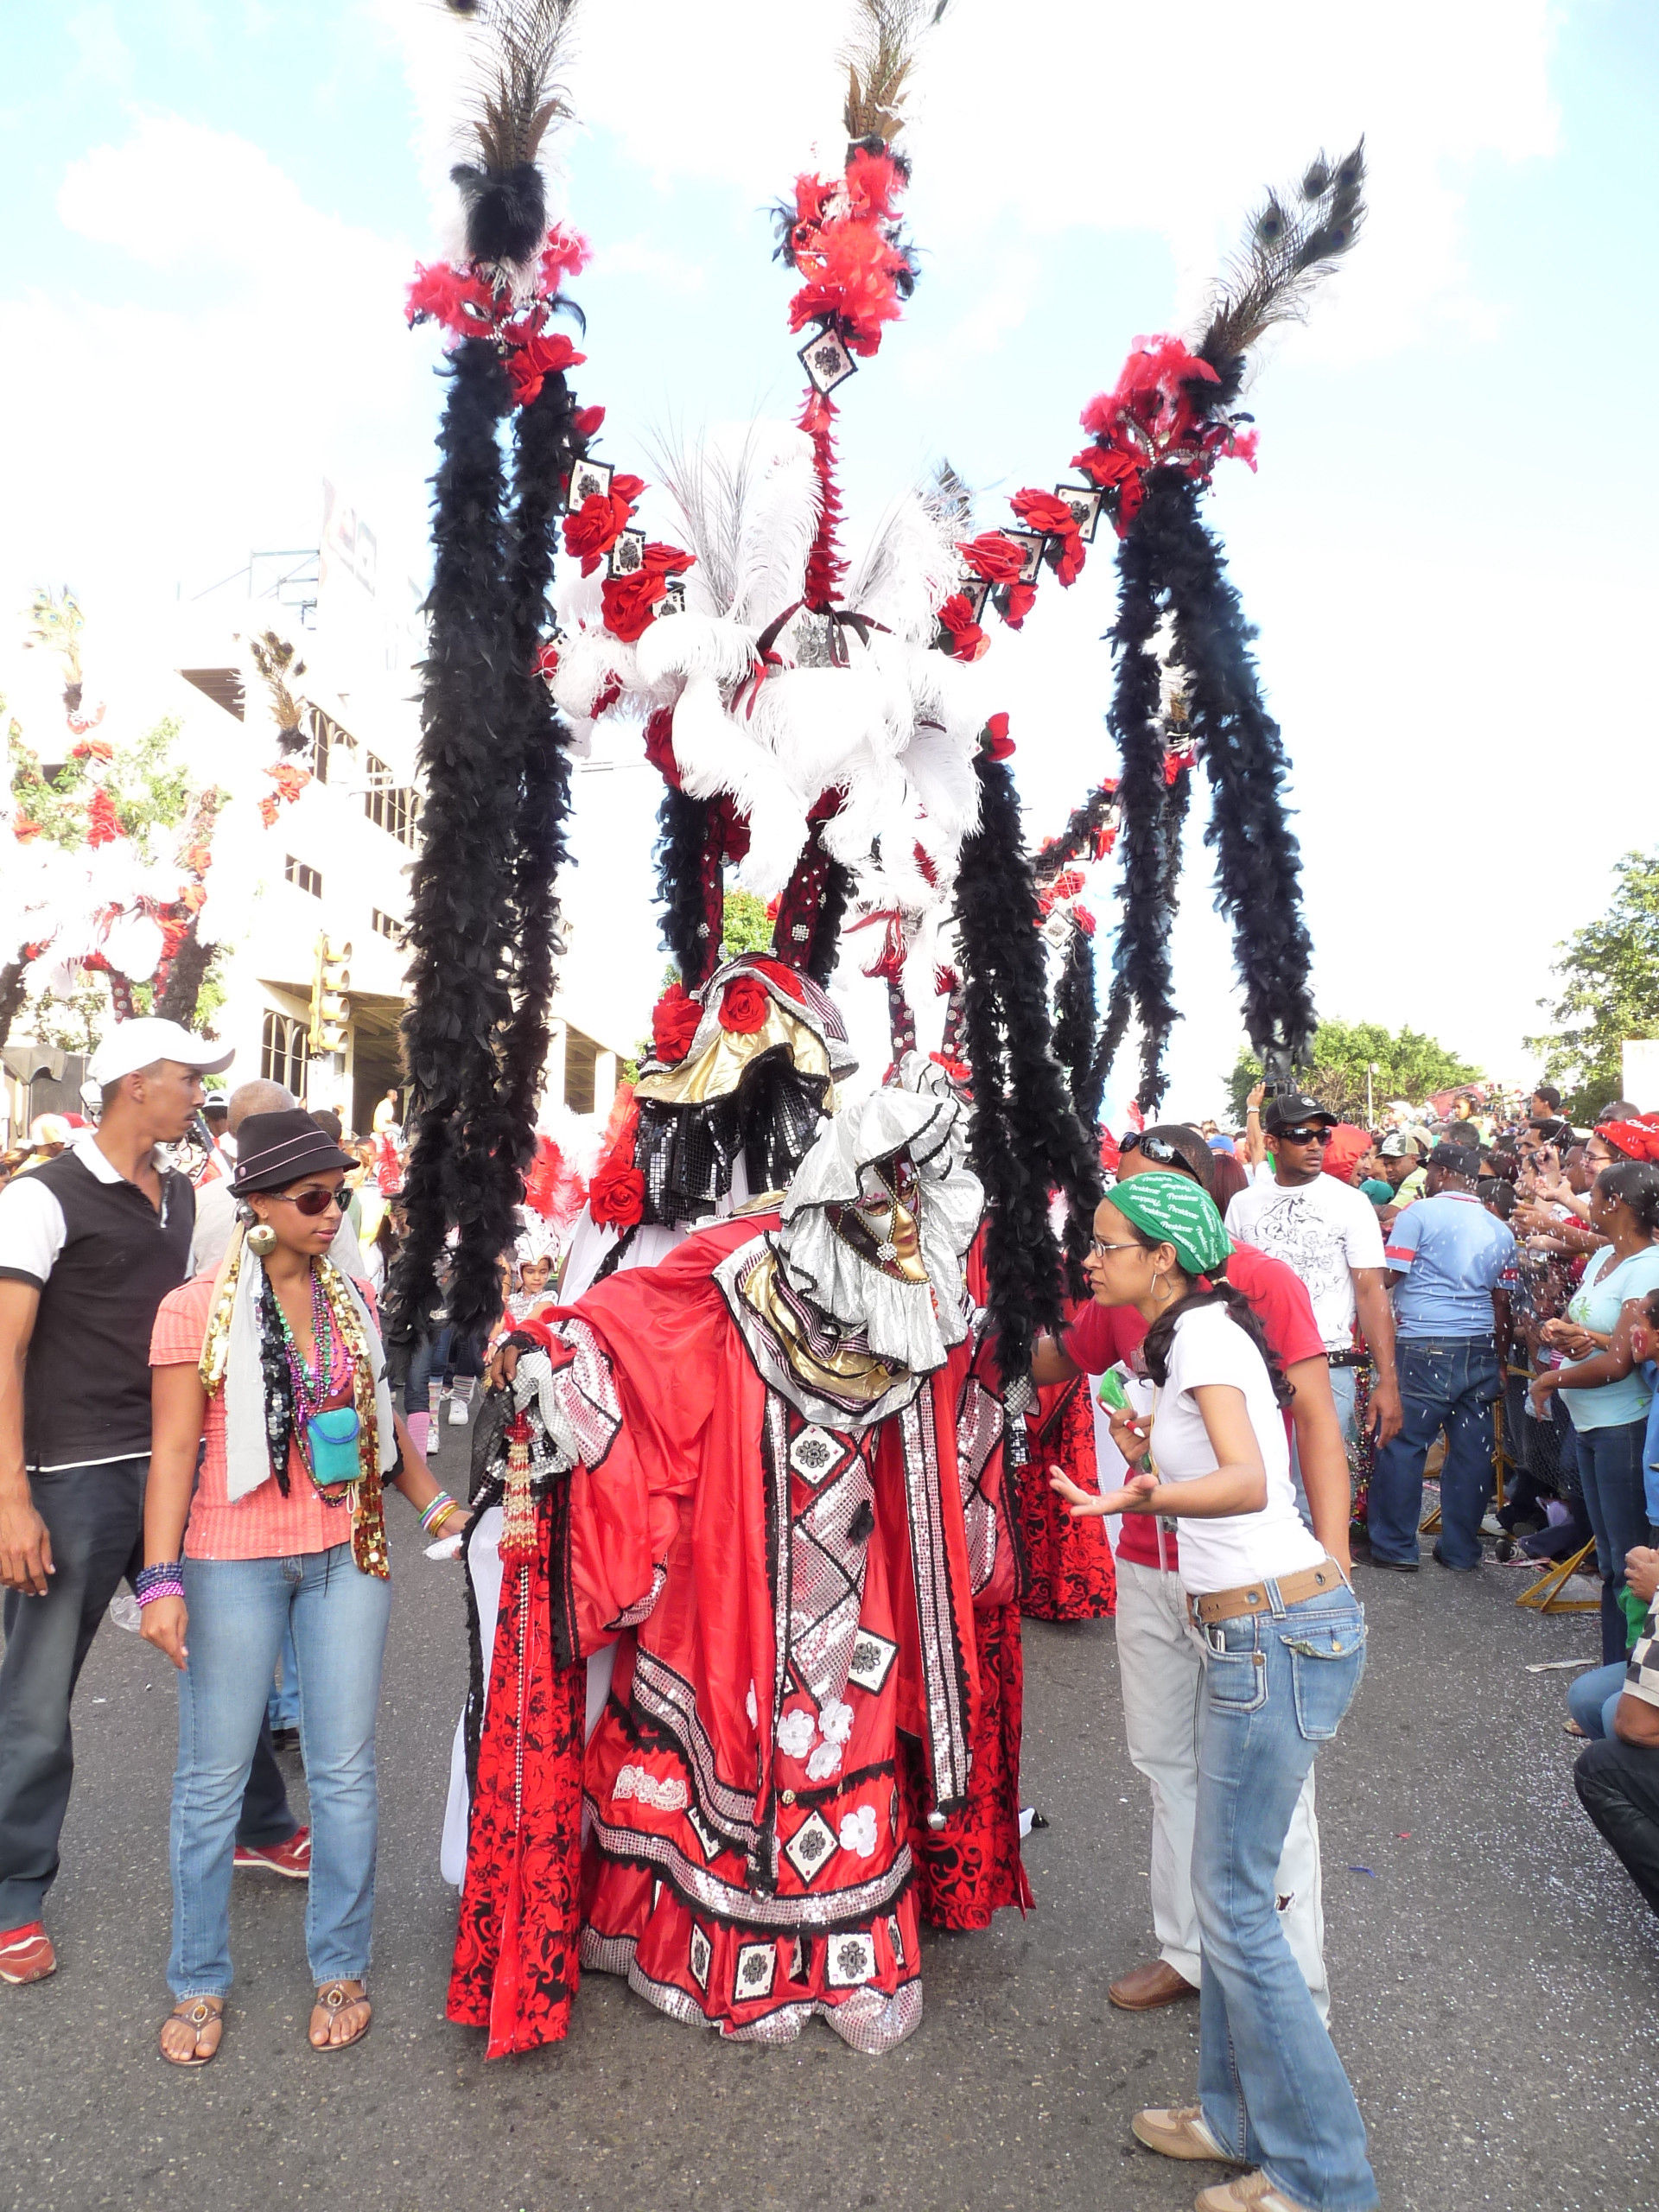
[590,237,707,296]
[0,116,431,639]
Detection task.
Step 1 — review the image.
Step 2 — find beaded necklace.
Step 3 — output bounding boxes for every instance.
[274,1265,353,1421]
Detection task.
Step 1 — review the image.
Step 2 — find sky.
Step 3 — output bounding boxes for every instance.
[3,0,1656,1118]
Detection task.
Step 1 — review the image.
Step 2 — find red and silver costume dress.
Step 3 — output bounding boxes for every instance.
[449,1085,1030,2056]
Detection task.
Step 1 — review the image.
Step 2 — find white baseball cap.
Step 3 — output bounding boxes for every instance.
[88,1017,234,1088]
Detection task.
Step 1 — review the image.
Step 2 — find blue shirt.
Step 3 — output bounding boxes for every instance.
[1384,1191,1516,1340]
[1561,1245,1659,1432]
[1641,1360,1659,1523]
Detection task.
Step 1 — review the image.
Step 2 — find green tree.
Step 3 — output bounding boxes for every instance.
[1527,847,1659,1123]
[1227,1019,1482,1126]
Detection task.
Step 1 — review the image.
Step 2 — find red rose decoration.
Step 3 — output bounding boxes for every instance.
[601,569,668,643]
[505,330,586,410]
[652,983,702,1062]
[589,1155,646,1229]
[982,712,1015,762]
[718,976,771,1034]
[570,404,607,440]
[955,532,1027,584]
[564,489,630,574]
[937,591,989,664]
[995,581,1038,629]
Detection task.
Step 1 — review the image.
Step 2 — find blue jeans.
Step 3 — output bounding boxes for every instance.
[1572,1418,1650,1665]
[169,1546,391,1999]
[1368,1337,1500,1569]
[267,1622,301,1732]
[1568,1661,1628,1741]
[1194,1581,1376,2210]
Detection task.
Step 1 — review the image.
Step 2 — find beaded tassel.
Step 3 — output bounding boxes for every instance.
[498,1410,537,1564]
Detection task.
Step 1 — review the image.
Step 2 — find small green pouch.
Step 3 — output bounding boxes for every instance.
[307,1405,361,1490]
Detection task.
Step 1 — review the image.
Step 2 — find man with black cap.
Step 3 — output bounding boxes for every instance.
[1368,1141,1517,1572]
[1224,1090,1402,1457]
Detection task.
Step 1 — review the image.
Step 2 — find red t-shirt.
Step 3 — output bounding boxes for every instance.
[1060,1242,1325,1572]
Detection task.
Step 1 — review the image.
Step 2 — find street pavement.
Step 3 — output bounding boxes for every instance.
[6,1466,1657,2212]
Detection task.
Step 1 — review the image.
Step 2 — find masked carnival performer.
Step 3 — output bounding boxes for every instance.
[448,1078,1032,2056]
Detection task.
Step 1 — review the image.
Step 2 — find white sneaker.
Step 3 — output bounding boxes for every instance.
[1481,1512,1505,1537]
[426,1421,442,1454]
[448,1397,468,1425]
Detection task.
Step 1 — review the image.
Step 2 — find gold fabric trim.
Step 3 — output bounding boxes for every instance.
[633,1003,830,1107]
[737,1249,908,1409]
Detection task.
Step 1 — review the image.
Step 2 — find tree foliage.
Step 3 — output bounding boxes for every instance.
[1227,1018,1482,1126]
[1528,847,1659,1123]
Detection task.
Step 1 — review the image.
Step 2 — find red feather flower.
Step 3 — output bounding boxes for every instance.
[86,787,124,846]
[405,259,496,334]
[982,713,1015,761]
[652,983,702,1063]
[537,225,591,290]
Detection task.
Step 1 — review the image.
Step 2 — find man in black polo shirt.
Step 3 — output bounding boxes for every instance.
[0,1019,243,1983]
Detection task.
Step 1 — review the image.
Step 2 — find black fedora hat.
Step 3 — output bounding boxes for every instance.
[232,1109,357,1195]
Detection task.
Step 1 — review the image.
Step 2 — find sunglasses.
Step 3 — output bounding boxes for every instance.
[268,1186,349,1217]
[1119,1132,1199,1177]
[1275,1127,1332,1146]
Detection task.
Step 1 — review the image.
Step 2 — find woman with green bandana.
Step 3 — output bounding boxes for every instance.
[1052,1173,1376,2212]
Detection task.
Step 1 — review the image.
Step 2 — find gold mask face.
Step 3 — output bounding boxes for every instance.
[824,1153,926,1285]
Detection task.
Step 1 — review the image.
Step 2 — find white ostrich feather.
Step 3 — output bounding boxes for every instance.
[632,611,755,692]
[844,485,958,640]
[731,430,822,629]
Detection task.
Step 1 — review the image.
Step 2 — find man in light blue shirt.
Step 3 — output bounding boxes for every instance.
[1367,1143,1517,1572]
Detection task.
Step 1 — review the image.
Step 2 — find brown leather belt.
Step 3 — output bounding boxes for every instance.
[1190,1556,1348,1627]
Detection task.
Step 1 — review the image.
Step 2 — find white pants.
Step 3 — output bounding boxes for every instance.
[1114,1556,1329,2018]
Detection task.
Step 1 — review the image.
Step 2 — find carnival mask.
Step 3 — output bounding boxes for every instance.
[824,1151,925,1285]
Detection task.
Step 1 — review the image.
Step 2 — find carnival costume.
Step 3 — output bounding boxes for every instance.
[448,1083,1030,2056]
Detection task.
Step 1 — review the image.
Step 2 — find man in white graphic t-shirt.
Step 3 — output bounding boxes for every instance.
[1224,1090,1402,1454]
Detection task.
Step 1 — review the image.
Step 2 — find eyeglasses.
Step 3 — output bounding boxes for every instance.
[268,1186,349,1217]
[1088,1239,1143,1261]
[1274,1127,1332,1146]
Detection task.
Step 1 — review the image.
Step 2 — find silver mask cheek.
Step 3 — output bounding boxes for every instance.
[825,1156,927,1286]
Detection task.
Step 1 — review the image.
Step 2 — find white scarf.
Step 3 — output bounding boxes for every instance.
[219,1243,398,1504]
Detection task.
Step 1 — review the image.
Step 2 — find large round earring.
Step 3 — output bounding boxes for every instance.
[246,1220,277,1259]
[1153,1273,1174,1305]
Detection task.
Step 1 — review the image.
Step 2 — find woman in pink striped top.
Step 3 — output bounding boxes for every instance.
[139,1111,460,2067]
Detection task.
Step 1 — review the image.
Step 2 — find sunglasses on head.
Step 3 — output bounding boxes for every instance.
[1275,1126,1332,1146]
[1119,1132,1199,1178]
[269,1185,349,1217]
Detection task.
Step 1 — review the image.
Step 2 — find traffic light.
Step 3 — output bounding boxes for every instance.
[308,936,353,1054]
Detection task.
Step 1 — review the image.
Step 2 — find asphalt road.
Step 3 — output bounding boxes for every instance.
[6,1465,1656,2212]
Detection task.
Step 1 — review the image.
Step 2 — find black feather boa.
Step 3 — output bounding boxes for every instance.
[1106,499,1180,1114]
[1052,922,1097,1122]
[955,756,1103,1380]
[653,787,721,988]
[1139,469,1316,1072]
[441,369,585,1348]
[807,856,855,988]
[1081,973,1130,1131]
[391,338,515,1345]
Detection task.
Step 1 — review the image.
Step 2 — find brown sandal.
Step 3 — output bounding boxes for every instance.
[160,1995,224,2067]
[308,1979,372,2051]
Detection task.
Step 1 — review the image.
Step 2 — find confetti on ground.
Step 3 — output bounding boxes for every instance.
[1346,1865,1377,1877]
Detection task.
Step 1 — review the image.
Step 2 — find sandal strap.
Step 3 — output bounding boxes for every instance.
[173,1997,223,2024]
[316,1980,365,2012]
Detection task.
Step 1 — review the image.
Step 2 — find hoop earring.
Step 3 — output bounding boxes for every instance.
[245,1214,276,1259]
[1153,1274,1175,1305]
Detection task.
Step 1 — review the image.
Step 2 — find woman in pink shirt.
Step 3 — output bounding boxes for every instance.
[138,1112,461,2066]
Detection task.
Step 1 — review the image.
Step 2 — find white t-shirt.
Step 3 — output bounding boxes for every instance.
[1224,1174,1385,1351]
[1148,1303,1325,1595]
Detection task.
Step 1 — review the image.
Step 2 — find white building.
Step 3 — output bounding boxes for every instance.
[3,503,645,1141]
